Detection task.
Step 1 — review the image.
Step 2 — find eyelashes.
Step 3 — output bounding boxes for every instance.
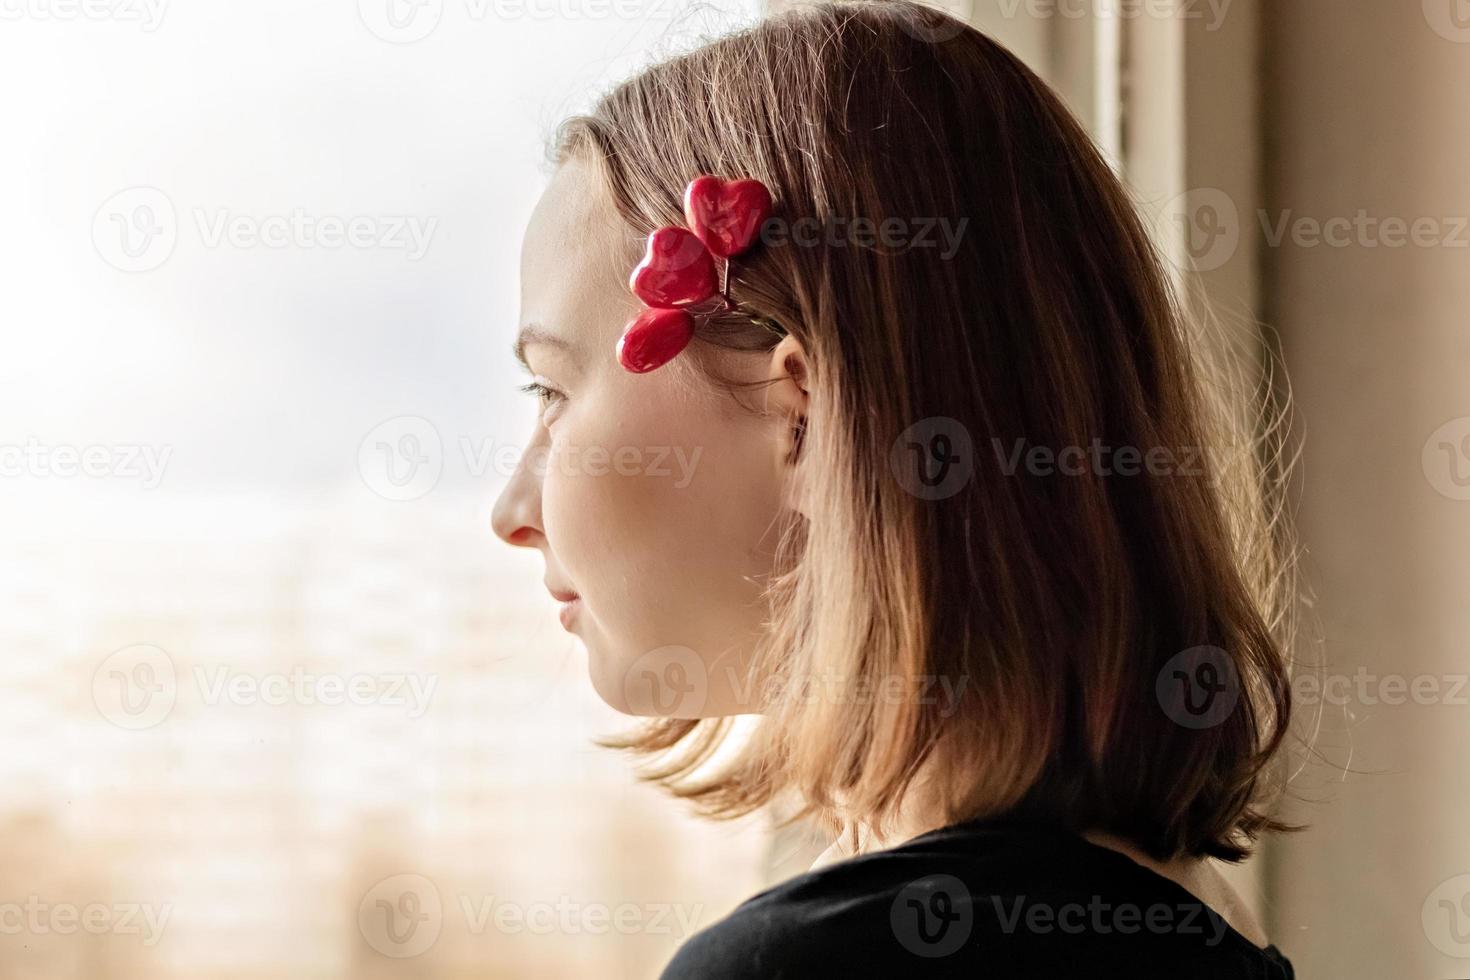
[517,379,566,412]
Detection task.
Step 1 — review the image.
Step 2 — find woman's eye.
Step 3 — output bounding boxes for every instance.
[517,380,566,415]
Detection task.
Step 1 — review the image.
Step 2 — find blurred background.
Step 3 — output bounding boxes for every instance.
[1,0,1466,976]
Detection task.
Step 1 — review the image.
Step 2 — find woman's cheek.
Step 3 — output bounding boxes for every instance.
[538,381,785,718]
[539,429,620,582]
[543,392,720,614]
[539,411,667,628]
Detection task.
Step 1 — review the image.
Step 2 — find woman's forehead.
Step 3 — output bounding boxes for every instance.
[519,158,640,352]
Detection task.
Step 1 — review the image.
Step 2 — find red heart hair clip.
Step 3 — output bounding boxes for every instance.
[617,174,775,374]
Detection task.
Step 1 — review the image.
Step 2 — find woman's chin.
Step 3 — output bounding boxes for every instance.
[582,642,626,711]
[584,639,717,719]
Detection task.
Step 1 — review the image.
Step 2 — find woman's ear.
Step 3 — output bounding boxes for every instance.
[763,333,810,514]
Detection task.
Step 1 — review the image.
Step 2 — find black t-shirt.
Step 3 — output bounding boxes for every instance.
[660,819,1295,978]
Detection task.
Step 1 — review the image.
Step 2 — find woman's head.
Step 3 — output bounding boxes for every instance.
[493,0,1294,862]
[495,154,804,717]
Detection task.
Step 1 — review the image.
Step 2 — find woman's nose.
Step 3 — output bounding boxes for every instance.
[491,440,545,549]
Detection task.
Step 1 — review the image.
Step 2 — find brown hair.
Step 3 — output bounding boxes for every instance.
[555,0,1296,862]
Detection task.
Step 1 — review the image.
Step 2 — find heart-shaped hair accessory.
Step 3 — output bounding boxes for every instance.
[616,306,696,374]
[615,173,776,374]
[628,226,718,308]
[683,175,774,258]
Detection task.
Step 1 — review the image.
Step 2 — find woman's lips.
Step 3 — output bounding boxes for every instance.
[557,596,582,630]
[546,583,581,630]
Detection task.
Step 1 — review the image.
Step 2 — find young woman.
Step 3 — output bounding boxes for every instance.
[492,2,1298,975]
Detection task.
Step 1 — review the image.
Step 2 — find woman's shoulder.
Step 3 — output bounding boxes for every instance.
[659,820,1295,979]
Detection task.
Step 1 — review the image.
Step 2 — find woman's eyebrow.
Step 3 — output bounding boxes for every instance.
[512,323,575,372]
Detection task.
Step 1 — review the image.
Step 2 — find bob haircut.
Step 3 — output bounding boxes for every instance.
[554,0,1296,862]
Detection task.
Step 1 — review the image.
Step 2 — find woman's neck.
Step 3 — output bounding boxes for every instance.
[810,787,949,870]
